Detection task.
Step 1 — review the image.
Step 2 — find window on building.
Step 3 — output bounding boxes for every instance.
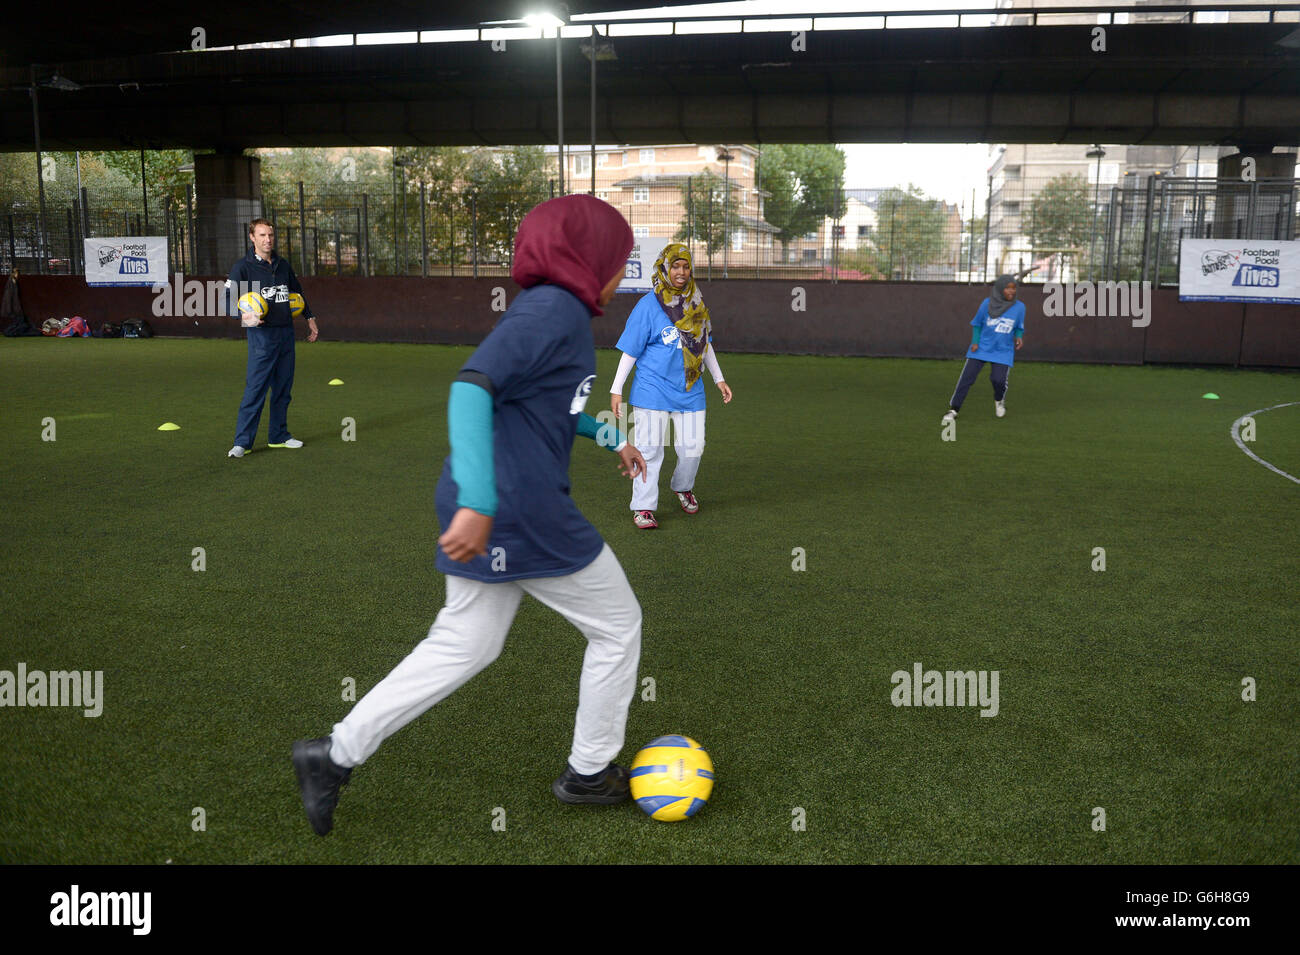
[639,148,655,164]
[1004,202,1020,214]
[833,225,845,238]
[858,225,871,238]
[731,232,743,252]
[633,187,650,203]
[596,153,608,168]
[1006,166,1021,181]
[573,154,592,176]
[802,249,817,262]
[633,226,650,237]
[803,232,818,241]
[596,191,610,201]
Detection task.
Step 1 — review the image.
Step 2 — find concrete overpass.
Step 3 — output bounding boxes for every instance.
[2,7,1299,150]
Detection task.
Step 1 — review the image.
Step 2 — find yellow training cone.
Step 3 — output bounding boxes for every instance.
[158,422,181,431]
[329,378,345,386]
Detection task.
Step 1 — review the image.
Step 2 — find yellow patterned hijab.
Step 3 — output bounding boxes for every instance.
[652,242,711,391]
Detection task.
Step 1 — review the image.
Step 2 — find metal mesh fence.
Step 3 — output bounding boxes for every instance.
[4,174,1297,286]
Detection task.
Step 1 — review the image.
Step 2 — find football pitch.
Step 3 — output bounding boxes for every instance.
[1,337,1296,865]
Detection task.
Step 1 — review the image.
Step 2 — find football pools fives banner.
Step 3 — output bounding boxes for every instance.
[84,237,168,287]
[1179,239,1300,305]
[618,237,671,294]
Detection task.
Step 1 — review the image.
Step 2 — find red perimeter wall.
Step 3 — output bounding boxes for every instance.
[5,274,1297,367]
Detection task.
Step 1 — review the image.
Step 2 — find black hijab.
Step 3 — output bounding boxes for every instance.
[987,274,1017,319]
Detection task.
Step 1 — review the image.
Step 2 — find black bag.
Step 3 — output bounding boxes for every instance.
[122,319,153,339]
[99,322,122,338]
[3,316,39,337]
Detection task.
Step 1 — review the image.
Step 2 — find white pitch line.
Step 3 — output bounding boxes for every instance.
[1230,401,1300,486]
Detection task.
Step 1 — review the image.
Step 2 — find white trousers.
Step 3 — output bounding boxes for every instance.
[630,408,706,512]
[330,544,642,776]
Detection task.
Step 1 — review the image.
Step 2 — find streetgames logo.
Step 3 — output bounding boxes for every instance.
[1201,247,1282,288]
[569,374,595,414]
[1200,249,1238,276]
[97,242,150,275]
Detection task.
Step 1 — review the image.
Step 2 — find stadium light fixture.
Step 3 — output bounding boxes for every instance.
[524,7,568,30]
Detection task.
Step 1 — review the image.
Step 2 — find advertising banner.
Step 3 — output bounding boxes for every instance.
[618,237,672,294]
[84,237,168,287]
[1178,239,1299,305]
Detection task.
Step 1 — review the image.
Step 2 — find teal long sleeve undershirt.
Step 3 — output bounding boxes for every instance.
[448,380,497,516]
[575,412,626,451]
[448,387,628,517]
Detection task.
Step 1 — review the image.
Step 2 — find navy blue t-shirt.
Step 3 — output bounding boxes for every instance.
[434,284,604,582]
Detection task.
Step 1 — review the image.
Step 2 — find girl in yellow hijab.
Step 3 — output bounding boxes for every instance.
[610,242,733,529]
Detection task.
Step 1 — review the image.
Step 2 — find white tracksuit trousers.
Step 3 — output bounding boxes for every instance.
[330,544,642,776]
[630,408,706,512]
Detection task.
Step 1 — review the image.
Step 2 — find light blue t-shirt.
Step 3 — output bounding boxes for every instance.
[616,292,712,412]
[969,299,1026,367]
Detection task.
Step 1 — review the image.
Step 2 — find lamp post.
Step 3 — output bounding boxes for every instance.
[717,147,734,278]
[1086,145,1107,281]
[394,155,411,274]
[526,6,570,194]
[27,68,82,274]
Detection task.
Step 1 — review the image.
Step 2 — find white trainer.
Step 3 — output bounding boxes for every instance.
[941,410,957,423]
[270,438,304,449]
[995,401,1006,418]
[228,446,247,458]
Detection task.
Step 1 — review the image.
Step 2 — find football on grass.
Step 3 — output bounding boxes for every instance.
[629,735,714,822]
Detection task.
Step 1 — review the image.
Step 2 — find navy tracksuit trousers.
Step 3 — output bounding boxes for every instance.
[949,357,1009,411]
[234,325,295,447]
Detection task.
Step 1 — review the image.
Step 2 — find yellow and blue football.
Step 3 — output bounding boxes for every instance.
[629,735,714,822]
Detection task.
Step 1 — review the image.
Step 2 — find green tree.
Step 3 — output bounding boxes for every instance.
[1025,173,1092,260]
[674,171,742,270]
[258,147,392,273]
[758,144,846,259]
[867,184,948,279]
[462,146,551,267]
[98,150,194,224]
[961,213,987,275]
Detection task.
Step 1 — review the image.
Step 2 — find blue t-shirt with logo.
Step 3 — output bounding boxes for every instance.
[616,292,712,412]
[968,299,1026,367]
[434,284,604,582]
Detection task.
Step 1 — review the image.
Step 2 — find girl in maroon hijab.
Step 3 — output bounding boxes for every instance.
[294,196,651,835]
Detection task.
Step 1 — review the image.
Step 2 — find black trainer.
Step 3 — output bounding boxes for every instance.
[292,736,352,835]
[552,763,631,805]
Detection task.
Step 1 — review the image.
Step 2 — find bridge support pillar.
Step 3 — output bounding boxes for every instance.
[1214,147,1298,241]
[193,152,263,275]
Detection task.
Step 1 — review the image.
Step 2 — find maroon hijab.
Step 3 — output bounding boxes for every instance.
[511,195,633,315]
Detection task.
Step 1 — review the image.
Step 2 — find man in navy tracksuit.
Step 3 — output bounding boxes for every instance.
[226,218,318,458]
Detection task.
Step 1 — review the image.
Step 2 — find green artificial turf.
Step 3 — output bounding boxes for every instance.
[1,337,1296,864]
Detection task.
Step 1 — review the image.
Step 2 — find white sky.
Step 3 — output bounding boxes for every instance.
[841,144,994,210]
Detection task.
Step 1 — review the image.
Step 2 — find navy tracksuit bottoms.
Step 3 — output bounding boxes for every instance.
[949,357,1009,411]
[234,325,295,447]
